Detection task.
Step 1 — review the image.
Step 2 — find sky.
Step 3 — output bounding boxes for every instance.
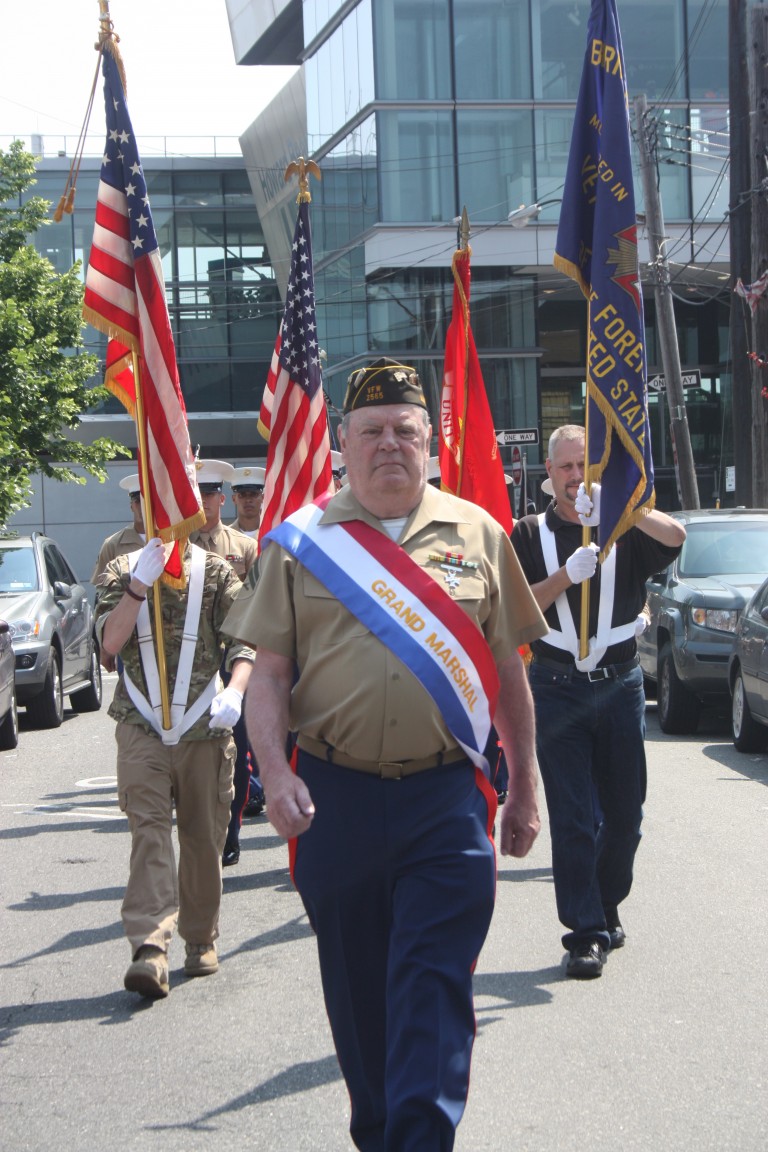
[0,1,296,148]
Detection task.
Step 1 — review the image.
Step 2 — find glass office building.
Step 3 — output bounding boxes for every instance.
[25,153,279,457]
[231,0,732,504]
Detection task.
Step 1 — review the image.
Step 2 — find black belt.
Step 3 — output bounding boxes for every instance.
[532,654,639,683]
[297,735,468,779]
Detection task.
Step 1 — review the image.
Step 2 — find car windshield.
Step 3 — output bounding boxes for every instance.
[0,548,39,593]
[678,522,768,578]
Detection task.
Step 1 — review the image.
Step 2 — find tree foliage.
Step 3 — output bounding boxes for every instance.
[0,140,128,528]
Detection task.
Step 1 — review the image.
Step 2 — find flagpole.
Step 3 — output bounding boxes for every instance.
[456,207,471,494]
[579,392,591,662]
[131,349,172,730]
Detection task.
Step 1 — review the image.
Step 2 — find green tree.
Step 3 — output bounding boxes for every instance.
[0,140,128,529]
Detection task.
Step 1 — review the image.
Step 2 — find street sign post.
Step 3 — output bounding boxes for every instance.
[511,446,522,485]
[495,428,539,446]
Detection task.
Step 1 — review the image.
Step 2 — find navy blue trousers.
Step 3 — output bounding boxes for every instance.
[529,661,646,950]
[292,751,497,1152]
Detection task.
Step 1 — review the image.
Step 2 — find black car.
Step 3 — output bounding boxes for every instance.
[0,533,102,728]
[0,618,18,750]
[637,509,768,734]
[728,576,768,752]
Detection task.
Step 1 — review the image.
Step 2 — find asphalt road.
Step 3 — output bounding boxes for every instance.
[1,681,766,1151]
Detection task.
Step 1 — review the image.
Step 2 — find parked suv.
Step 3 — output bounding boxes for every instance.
[637,509,768,734]
[0,533,102,728]
[0,618,18,750]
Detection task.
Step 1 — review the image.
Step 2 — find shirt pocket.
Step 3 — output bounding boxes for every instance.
[300,569,370,639]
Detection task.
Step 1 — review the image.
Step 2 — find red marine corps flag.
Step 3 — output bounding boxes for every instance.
[439,221,513,534]
[257,167,332,547]
[83,38,203,586]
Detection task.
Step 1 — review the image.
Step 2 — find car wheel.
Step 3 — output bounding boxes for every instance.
[70,641,103,713]
[731,670,768,753]
[0,685,19,750]
[658,643,701,734]
[26,648,64,729]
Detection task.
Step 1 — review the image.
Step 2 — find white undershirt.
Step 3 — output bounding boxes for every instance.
[380,517,408,541]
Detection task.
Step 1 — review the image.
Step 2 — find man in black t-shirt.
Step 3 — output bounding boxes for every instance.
[512,425,686,979]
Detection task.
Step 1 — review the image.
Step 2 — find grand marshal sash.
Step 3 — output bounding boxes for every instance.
[266,498,499,772]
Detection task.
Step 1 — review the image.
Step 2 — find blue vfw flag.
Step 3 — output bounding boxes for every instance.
[554,0,654,556]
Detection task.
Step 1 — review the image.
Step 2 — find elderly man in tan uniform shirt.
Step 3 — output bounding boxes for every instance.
[224,357,547,1152]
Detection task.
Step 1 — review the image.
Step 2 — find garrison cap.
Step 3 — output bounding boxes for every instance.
[330,450,344,477]
[342,357,427,415]
[230,465,266,492]
[195,459,234,492]
[541,476,554,496]
[119,473,141,499]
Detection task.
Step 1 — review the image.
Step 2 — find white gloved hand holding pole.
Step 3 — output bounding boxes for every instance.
[574,482,601,527]
[208,686,243,729]
[132,538,169,587]
[565,543,599,584]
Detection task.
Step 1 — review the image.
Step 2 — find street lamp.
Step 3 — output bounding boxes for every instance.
[507,199,562,227]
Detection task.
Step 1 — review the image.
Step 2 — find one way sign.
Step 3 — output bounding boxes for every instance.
[647,369,701,393]
[495,428,539,446]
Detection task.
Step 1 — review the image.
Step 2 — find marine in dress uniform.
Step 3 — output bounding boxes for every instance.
[229,465,265,537]
[191,460,259,865]
[224,359,548,1152]
[91,473,146,588]
[95,537,255,998]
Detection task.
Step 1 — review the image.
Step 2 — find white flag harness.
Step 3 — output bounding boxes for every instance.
[123,544,220,745]
[537,514,636,672]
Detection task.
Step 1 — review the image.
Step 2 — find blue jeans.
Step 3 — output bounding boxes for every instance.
[529,661,646,950]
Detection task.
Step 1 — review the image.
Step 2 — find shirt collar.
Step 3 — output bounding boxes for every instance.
[319,481,471,542]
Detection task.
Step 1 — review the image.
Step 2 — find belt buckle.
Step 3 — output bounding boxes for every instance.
[587,666,610,683]
[379,761,404,780]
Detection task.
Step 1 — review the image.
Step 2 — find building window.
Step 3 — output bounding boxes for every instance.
[454,0,532,100]
[373,0,451,100]
[306,0,374,153]
[377,110,455,222]
[457,109,533,223]
[687,0,728,100]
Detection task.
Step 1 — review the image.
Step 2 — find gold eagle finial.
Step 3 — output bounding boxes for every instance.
[284,157,322,203]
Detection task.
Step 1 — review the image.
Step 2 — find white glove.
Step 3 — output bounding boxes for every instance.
[133,537,169,587]
[565,543,599,584]
[575,482,601,527]
[208,686,243,730]
[634,612,650,637]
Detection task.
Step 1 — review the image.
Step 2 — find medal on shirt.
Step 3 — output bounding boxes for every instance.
[428,550,476,596]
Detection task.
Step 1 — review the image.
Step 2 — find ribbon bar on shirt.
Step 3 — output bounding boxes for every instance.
[265,499,499,772]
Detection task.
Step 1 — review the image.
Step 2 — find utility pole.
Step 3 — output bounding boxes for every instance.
[748,5,768,506]
[634,94,700,510]
[730,0,753,505]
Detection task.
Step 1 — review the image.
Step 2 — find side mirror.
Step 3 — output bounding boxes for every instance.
[53,580,72,600]
[649,570,667,586]
[760,606,768,624]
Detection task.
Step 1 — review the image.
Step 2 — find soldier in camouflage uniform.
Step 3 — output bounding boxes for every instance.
[190,459,259,865]
[95,536,255,999]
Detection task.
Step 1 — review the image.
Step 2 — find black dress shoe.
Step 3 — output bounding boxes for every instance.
[222,843,240,867]
[566,940,605,979]
[242,795,265,818]
[604,907,626,950]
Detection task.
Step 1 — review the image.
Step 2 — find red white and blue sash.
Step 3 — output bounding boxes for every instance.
[266,497,499,772]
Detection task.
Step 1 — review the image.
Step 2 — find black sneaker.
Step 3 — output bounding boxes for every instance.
[566,940,605,979]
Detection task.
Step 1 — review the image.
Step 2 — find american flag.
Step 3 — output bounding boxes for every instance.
[257,200,332,546]
[83,45,203,585]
